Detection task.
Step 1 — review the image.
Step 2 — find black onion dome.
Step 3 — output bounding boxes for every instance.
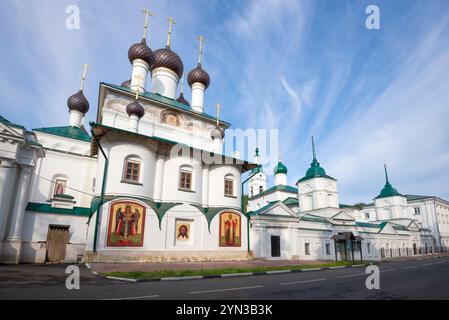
[150,47,184,78]
[211,126,224,140]
[176,93,190,106]
[121,79,131,88]
[67,90,89,114]
[188,64,210,89]
[128,38,155,66]
[126,101,145,118]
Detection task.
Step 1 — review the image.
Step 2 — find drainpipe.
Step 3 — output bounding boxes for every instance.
[241,169,260,253]
[90,126,109,253]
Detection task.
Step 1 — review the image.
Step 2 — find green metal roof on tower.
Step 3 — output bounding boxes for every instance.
[374,164,402,199]
[273,159,288,175]
[297,136,335,183]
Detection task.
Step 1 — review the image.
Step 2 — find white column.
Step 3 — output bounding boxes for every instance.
[191,82,205,113]
[128,114,140,133]
[6,166,33,240]
[1,165,33,264]
[150,68,179,99]
[130,59,150,94]
[69,110,84,127]
[213,139,222,154]
[153,153,165,202]
[0,160,16,254]
[201,165,209,207]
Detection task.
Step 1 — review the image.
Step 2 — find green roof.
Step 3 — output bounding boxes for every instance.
[34,125,91,142]
[301,213,329,223]
[26,202,91,217]
[0,115,25,130]
[297,137,335,183]
[250,165,263,174]
[405,194,432,201]
[283,197,299,206]
[374,165,402,199]
[248,201,278,216]
[248,184,298,200]
[273,161,288,175]
[104,82,231,127]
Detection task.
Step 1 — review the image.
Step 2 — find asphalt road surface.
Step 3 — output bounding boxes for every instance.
[1,256,449,300]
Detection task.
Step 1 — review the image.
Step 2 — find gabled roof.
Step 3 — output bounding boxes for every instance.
[282,197,299,206]
[248,201,296,217]
[34,125,91,142]
[0,115,26,130]
[297,137,335,183]
[102,82,231,127]
[248,184,298,200]
[330,211,356,221]
[300,213,329,224]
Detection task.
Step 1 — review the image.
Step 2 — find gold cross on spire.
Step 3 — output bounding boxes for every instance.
[80,64,89,91]
[166,17,176,48]
[196,35,206,65]
[215,103,221,126]
[135,89,140,100]
[141,8,155,41]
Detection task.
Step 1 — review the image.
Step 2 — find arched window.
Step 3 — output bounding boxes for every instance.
[250,186,254,197]
[179,165,193,191]
[224,174,235,197]
[122,156,141,183]
[259,185,263,194]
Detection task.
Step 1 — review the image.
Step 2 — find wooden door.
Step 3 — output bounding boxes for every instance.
[46,225,69,263]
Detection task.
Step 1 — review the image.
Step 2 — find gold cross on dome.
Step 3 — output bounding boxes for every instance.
[166,17,176,48]
[80,64,89,91]
[196,35,206,64]
[215,103,221,126]
[141,9,155,40]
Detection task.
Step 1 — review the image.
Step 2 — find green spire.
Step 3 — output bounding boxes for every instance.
[255,147,259,157]
[375,164,402,199]
[297,136,335,183]
[251,147,263,174]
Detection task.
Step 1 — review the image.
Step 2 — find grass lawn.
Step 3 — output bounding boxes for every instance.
[104,261,359,280]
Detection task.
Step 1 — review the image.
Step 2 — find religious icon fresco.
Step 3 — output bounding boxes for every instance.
[176,220,191,242]
[107,201,146,247]
[219,212,241,247]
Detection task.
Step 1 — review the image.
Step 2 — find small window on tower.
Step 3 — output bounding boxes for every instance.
[179,170,192,191]
[259,186,263,193]
[224,178,234,196]
[123,158,141,183]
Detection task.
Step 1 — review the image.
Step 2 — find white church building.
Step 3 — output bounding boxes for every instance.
[248,140,449,261]
[1,13,448,265]
[0,15,257,264]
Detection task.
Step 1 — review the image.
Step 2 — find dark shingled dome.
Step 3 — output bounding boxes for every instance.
[211,126,224,140]
[121,79,131,88]
[176,93,190,107]
[188,64,210,89]
[67,90,89,114]
[126,101,145,118]
[150,47,184,78]
[128,38,155,66]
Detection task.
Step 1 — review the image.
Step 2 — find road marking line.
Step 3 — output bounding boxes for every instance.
[381,269,398,273]
[189,285,263,295]
[420,263,436,266]
[337,273,365,279]
[280,278,326,285]
[402,266,418,270]
[102,295,159,300]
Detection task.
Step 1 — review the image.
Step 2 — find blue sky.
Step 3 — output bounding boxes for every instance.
[1,0,449,204]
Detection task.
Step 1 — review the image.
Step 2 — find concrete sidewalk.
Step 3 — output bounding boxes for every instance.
[90,259,335,273]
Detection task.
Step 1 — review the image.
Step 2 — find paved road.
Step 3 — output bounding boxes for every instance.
[1,256,449,300]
